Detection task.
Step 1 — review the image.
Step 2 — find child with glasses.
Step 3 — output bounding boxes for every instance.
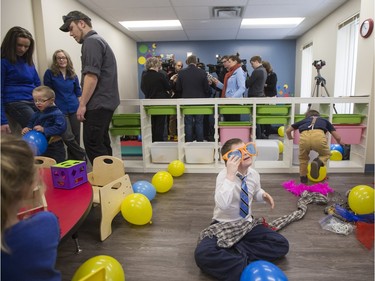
[21,86,66,163]
[194,138,289,281]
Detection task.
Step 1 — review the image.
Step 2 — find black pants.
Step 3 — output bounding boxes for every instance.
[43,140,66,164]
[83,109,114,164]
[151,115,166,142]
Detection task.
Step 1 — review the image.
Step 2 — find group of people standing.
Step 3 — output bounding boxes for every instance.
[1,10,120,165]
[141,53,278,143]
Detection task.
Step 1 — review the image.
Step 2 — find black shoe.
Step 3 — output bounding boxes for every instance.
[300,176,308,184]
[310,158,322,179]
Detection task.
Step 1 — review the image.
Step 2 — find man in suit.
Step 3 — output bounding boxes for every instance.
[176,55,210,142]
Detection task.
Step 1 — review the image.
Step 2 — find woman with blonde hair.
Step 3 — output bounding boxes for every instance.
[1,134,61,280]
[44,49,86,161]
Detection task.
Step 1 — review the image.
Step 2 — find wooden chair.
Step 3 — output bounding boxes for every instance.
[34,156,57,168]
[87,156,133,241]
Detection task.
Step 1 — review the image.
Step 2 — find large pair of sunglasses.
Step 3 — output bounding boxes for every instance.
[222,142,257,161]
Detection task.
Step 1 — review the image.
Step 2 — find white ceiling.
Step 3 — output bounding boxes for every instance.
[78,0,349,41]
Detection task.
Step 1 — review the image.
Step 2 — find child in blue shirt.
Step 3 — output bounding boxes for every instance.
[22,86,67,163]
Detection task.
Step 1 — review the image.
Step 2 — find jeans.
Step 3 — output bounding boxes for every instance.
[62,113,86,161]
[184,115,204,142]
[5,101,37,130]
[83,109,114,164]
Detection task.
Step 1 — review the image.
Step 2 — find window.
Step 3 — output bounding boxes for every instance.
[334,14,360,113]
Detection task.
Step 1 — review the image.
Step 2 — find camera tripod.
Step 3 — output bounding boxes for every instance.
[308,69,337,113]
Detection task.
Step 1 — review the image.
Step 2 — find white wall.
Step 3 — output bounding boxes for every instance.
[295,0,374,166]
[1,0,139,102]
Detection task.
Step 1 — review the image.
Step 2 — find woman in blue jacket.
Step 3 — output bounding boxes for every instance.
[44,50,86,161]
[1,26,40,134]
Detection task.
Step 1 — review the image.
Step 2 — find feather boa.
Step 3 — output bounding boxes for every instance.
[282,180,334,196]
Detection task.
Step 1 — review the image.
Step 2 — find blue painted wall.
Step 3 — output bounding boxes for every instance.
[137,40,296,98]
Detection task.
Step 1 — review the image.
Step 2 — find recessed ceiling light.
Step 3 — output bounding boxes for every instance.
[241,17,305,28]
[119,20,182,31]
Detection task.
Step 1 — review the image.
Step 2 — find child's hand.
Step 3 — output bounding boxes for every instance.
[21,127,31,135]
[33,125,44,133]
[263,192,275,209]
[226,155,241,181]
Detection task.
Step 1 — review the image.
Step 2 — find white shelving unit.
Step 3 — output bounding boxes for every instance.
[112,97,370,174]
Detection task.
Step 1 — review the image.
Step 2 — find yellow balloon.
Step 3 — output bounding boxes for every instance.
[121,193,152,225]
[348,185,374,214]
[152,171,174,193]
[278,126,285,137]
[278,140,284,153]
[307,163,327,182]
[330,150,343,161]
[168,160,185,177]
[72,255,125,281]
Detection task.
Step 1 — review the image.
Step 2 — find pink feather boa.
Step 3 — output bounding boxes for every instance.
[282,180,334,196]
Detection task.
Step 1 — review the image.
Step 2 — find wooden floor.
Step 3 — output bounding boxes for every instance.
[56,172,374,281]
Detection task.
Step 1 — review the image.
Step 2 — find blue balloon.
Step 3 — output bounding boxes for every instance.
[132,180,156,201]
[240,261,288,281]
[22,130,48,156]
[330,144,344,154]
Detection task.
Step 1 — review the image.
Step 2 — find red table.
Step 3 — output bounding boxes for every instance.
[41,168,93,240]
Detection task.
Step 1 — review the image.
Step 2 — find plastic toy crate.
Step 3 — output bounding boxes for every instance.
[51,160,88,189]
[255,140,279,161]
[331,125,366,144]
[219,126,252,144]
[180,105,214,115]
[110,127,141,136]
[150,142,178,163]
[332,114,364,124]
[144,105,177,115]
[184,142,215,163]
[112,114,140,127]
[219,105,252,114]
[256,105,291,115]
[256,115,290,124]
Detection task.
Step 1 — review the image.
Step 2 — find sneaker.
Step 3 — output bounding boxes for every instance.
[310,158,323,179]
[300,176,308,184]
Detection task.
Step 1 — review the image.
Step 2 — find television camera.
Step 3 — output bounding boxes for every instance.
[312,60,326,70]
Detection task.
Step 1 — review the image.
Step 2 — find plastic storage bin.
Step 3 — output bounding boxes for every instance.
[51,160,88,189]
[112,114,141,127]
[150,142,178,163]
[219,105,252,114]
[184,142,215,163]
[254,140,279,161]
[331,125,366,144]
[256,116,290,124]
[219,126,252,144]
[256,105,291,115]
[144,105,177,115]
[180,105,214,115]
[332,114,364,124]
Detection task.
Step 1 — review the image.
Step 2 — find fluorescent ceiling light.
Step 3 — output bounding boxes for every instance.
[241,17,304,28]
[119,20,182,31]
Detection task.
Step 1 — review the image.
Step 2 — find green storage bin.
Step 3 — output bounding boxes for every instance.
[332,114,364,124]
[256,105,291,115]
[219,105,252,114]
[218,121,252,126]
[180,105,214,115]
[256,116,289,124]
[144,105,177,115]
[112,114,141,127]
[294,114,329,123]
[110,127,141,136]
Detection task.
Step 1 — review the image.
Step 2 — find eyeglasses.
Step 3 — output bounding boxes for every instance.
[222,142,257,161]
[57,57,67,60]
[34,98,52,104]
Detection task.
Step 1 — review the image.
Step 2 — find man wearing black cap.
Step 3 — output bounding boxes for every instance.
[60,11,120,164]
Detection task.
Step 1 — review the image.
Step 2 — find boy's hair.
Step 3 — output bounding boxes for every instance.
[1,135,38,252]
[250,55,262,63]
[33,86,55,100]
[305,109,320,118]
[221,138,244,157]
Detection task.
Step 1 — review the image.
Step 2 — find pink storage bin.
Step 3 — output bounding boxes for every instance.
[293,125,365,145]
[219,127,251,145]
[331,125,366,144]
